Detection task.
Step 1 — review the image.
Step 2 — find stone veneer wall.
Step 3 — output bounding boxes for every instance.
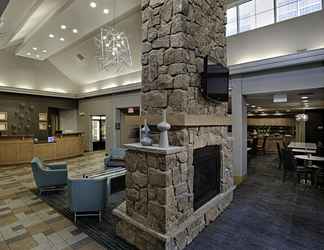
[114,0,234,249]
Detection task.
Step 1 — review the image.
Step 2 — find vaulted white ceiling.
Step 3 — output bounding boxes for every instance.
[0,0,142,96]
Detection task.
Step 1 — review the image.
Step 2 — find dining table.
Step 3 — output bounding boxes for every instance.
[294,155,324,162]
[292,148,317,154]
[288,142,317,150]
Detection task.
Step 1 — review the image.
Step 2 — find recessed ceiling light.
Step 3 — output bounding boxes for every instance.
[90,2,97,8]
[72,28,78,34]
[60,25,67,30]
[32,47,38,51]
[251,105,256,108]
[302,100,309,103]
[301,96,309,100]
[60,37,65,42]
[103,8,109,14]
[49,33,55,38]
[27,52,31,56]
[42,49,47,53]
[36,54,40,58]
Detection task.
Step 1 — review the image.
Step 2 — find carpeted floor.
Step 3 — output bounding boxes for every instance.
[185,154,324,250]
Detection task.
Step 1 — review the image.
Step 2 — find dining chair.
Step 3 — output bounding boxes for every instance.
[276,142,282,169]
[282,149,312,185]
[257,136,267,155]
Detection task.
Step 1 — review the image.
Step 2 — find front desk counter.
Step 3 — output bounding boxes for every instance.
[0,133,85,166]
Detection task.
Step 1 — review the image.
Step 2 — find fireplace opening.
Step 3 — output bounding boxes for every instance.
[193,145,221,210]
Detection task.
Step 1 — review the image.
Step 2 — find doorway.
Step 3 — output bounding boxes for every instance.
[91,115,106,151]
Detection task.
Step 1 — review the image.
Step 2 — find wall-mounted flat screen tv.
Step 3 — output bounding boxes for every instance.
[201,57,229,102]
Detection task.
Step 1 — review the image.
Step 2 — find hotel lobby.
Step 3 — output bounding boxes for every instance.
[0,0,324,249]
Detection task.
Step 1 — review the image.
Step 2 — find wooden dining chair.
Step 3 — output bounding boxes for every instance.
[276,142,282,169]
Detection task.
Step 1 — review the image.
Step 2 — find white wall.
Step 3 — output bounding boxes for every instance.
[78,91,141,152]
[227,10,324,65]
[59,109,79,132]
[0,48,80,93]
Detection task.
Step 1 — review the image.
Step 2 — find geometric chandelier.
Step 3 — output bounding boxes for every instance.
[94,26,132,72]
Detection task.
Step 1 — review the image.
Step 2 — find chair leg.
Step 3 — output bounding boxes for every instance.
[99,211,102,223]
[74,213,77,224]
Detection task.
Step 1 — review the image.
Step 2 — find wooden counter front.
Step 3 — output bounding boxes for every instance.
[0,134,84,166]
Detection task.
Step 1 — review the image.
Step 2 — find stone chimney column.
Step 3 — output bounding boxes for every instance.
[113,1,234,250]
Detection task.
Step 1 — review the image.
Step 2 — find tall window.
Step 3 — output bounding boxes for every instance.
[277,0,299,21]
[226,7,238,36]
[277,0,322,21]
[239,1,256,32]
[256,0,275,28]
[226,0,322,36]
[298,0,322,16]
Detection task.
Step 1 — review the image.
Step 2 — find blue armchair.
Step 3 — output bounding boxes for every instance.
[104,148,127,168]
[31,157,68,194]
[68,177,107,223]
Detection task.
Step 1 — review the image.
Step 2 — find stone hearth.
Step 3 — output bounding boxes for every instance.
[113,0,234,249]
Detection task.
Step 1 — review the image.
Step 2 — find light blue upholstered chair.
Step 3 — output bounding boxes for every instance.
[68,177,107,223]
[31,157,68,194]
[104,148,127,168]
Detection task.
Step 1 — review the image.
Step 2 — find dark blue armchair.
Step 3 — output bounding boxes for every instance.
[68,177,107,223]
[31,157,68,194]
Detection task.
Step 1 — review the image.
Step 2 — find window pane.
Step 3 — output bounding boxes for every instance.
[276,0,298,22]
[92,121,100,142]
[256,0,274,28]
[299,0,322,16]
[226,7,237,36]
[239,1,256,32]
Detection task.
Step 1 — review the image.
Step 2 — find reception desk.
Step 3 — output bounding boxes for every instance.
[0,133,84,166]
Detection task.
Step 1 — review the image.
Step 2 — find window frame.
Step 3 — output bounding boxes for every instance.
[226,0,323,37]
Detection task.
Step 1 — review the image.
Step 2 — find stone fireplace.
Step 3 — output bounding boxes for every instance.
[113,0,234,249]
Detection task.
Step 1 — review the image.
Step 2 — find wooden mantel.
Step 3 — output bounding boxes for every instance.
[125,114,232,127]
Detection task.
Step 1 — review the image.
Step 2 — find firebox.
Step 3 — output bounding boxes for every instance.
[193,145,221,210]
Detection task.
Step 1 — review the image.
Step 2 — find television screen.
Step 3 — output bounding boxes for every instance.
[48,136,55,143]
[201,57,229,102]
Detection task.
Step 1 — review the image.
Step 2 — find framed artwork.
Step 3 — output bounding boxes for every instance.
[0,122,8,131]
[0,112,7,121]
[39,122,48,130]
[39,112,48,121]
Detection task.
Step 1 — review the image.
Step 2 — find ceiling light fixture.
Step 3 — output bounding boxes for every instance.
[60,25,67,30]
[60,37,65,42]
[32,47,38,51]
[302,100,309,103]
[94,0,132,72]
[90,2,97,8]
[296,114,308,122]
[42,49,47,53]
[27,52,31,56]
[72,28,78,34]
[301,96,308,100]
[36,54,40,58]
[49,33,55,38]
[103,9,109,14]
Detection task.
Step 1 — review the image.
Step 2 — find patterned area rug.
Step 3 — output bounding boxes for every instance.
[34,151,135,250]
[35,189,134,250]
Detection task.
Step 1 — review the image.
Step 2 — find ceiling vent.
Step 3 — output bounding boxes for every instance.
[273,93,287,103]
[76,53,86,62]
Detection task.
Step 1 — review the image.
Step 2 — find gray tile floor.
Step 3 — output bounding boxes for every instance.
[186,154,324,250]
